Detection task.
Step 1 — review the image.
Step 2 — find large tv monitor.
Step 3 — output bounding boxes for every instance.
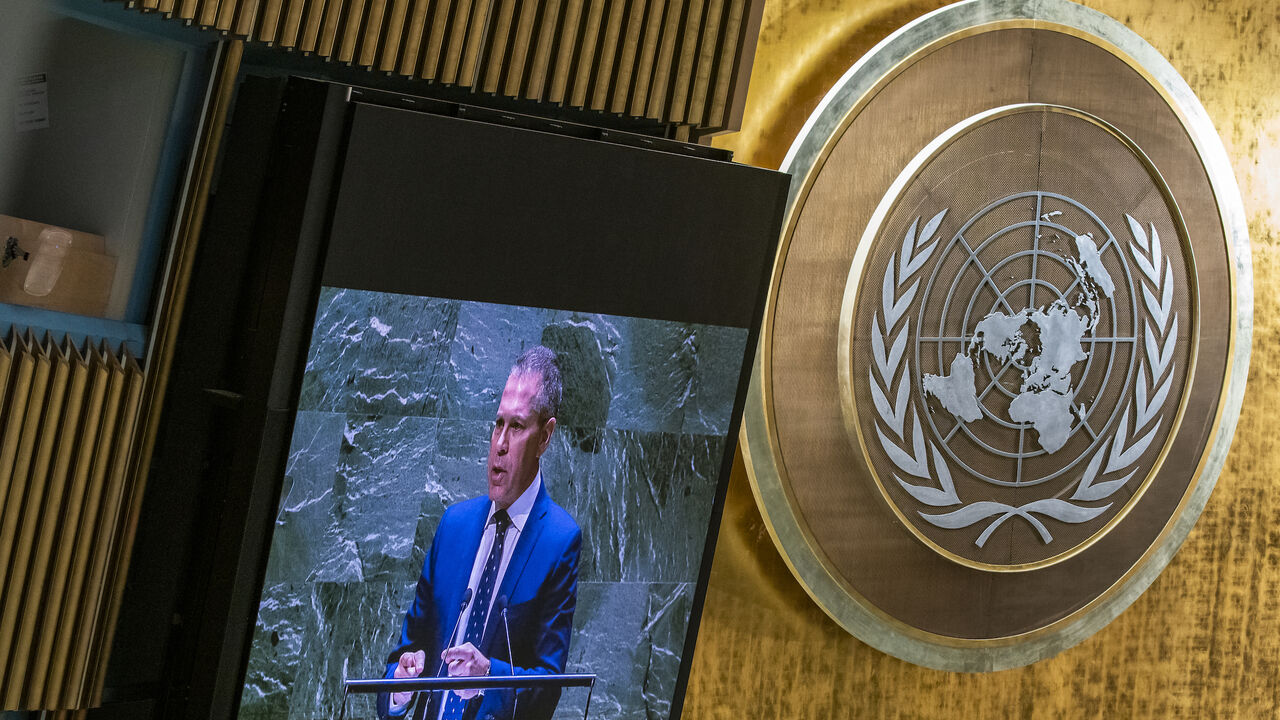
[180,78,789,720]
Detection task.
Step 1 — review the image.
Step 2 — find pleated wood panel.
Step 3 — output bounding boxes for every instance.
[109,0,762,133]
[0,333,145,711]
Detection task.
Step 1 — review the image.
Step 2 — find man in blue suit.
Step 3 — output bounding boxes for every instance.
[379,347,581,720]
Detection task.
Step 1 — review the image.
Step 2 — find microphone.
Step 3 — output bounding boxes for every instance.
[500,600,518,720]
[434,588,474,678]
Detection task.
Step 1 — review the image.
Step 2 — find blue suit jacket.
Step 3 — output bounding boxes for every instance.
[378,480,581,720]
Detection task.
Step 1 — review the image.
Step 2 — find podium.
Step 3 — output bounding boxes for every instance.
[338,673,598,720]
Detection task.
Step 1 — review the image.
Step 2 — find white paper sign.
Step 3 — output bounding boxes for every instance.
[15,73,50,132]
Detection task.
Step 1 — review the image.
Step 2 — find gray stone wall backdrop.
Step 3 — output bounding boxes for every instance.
[238,288,747,720]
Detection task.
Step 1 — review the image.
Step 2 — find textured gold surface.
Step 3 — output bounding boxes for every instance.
[689,0,1279,715]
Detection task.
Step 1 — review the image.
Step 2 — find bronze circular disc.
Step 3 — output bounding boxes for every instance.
[742,0,1252,670]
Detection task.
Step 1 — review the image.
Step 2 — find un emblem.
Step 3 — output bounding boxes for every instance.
[859,187,1182,568]
[744,0,1250,670]
[839,104,1196,570]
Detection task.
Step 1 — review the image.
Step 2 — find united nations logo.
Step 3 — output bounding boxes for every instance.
[840,104,1197,570]
[744,0,1249,670]
[860,187,1185,567]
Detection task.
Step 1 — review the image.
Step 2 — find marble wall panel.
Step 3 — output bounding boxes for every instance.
[605,317,748,437]
[239,583,316,720]
[637,584,694,720]
[538,429,607,581]
[299,287,459,416]
[449,301,548,421]
[289,581,412,720]
[541,319,613,433]
[559,582,651,719]
[559,431,726,584]
[555,582,695,720]
[667,325,749,437]
[262,412,354,586]
[334,414,441,583]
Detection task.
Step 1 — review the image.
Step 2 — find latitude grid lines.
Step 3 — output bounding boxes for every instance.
[917,192,1138,485]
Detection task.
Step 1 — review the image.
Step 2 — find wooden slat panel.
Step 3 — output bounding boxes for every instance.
[546,0,585,103]
[357,0,390,67]
[645,0,686,118]
[0,337,69,692]
[667,0,705,121]
[231,0,261,37]
[0,333,31,608]
[523,0,563,101]
[419,0,457,79]
[215,0,240,31]
[176,0,200,22]
[628,0,667,116]
[299,0,330,52]
[55,348,126,709]
[568,0,607,107]
[315,0,346,56]
[706,0,744,129]
[480,0,519,92]
[63,349,137,707]
[4,339,89,709]
[608,0,648,113]
[0,333,52,641]
[0,342,16,505]
[197,0,221,27]
[336,0,368,62]
[158,0,179,17]
[30,349,109,710]
[257,0,286,41]
[502,0,544,96]
[458,0,494,88]
[277,0,309,48]
[684,0,723,125]
[588,0,629,109]
[439,0,476,83]
[85,353,144,706]
[377,0,412,71]
[395,0,434,74]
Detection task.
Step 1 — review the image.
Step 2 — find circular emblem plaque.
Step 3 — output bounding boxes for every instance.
[842,104,1196,571]
[743,0,1250,670]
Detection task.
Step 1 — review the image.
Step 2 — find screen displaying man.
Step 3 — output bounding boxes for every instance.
[379,346,581,720]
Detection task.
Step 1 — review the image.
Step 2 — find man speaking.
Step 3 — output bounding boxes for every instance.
[379,346,581,720]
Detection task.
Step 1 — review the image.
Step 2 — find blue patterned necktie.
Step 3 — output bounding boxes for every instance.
[441,509,511,720]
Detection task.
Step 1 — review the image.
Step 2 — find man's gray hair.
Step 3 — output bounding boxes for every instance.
[511,345,562,421]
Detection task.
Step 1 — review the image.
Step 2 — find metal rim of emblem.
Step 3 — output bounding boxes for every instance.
[740,0,1252,671]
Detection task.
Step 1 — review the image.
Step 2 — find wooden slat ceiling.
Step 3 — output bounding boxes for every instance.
[112,0,764,135]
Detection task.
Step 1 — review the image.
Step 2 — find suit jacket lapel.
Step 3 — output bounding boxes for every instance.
[445,500,489,646]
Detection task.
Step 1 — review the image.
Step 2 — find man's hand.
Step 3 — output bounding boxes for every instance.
[391,649,427,708]
[441,642,490,699]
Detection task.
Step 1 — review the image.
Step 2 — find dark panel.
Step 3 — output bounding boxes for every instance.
[322,101,788,328]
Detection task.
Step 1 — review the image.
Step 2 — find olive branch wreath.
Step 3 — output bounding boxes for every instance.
[869,211,1177,548]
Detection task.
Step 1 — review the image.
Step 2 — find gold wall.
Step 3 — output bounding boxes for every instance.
[687,0,1280,717]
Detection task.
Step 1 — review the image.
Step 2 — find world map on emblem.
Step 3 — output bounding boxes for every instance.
[862,182,1188,565]
[922,231,1115,456]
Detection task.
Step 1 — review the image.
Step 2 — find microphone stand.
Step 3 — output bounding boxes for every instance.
[501,607,517,720]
